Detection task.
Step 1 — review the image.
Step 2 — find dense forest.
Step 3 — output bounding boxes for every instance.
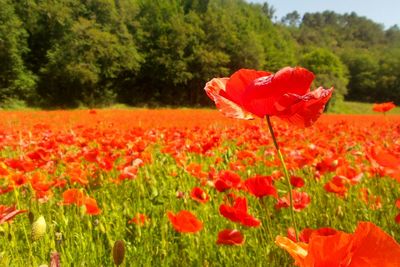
[1,0,399,108]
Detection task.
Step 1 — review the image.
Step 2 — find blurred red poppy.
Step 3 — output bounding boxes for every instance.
[290,176,305,188]
[288,226,338,243]
[214,170,242,192]
[276,221,400,267]
[373,102,396,113]
[167,210,203,233]
[324,176,349,197]
[219,197,261,227]
[84,197,101,215]
[205,67,332,127]
[62,189,86,206]
[190,187,209,204]
[0,204,27,224]
[276,190,311,211]
[128,213,148,226]
[396,213,400,224]
[216,229,245,245]
[244,175,277,198]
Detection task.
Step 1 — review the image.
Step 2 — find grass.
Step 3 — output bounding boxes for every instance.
[329,100,400,114]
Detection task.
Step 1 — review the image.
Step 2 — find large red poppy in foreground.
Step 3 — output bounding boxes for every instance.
[205,67,333,127]
[276,221,400,266]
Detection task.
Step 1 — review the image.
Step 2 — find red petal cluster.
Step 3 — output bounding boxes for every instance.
[219,197,260,227]
[214,170,242,192]
[216,229,245,245]
[62,189,101,215]
[167,210,203,233]
[205,67,333,127]
[373,102,396,113]
[0,204,27,224]
[276,190,311,211]
[277,222,400,267]
[190,187,209,204]
[244,175,277,198]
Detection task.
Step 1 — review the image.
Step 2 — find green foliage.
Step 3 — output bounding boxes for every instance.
[39,16,141,107]
[328,100,400,114]
[1,1,400,108]
[300,48,348,109]
[0,0,36,105]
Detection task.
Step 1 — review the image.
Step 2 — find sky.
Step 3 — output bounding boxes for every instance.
[248,0,400,28]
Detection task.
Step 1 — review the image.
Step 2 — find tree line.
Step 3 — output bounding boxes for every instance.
[1,0,399,108]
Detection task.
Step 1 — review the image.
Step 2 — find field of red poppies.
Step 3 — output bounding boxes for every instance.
[1,109,400,266]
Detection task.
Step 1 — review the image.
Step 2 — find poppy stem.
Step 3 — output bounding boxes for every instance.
[260,198,274,242]
[266,116,299,241]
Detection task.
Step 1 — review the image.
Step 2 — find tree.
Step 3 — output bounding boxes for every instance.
[281,11,301,28]
[341,51,379,102]
[0,0,36,105]
[39,17,141,107]
[300,48,348,109]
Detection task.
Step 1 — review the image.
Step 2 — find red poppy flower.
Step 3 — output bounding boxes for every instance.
[190,187,209,204]
[128,213,148,226]
[0,204,27,224]
[62,189,86,206]
[216,229,245,245]
[396,213,400,224]
[369,147,400,170]
[373,102,396,113]
[288,226,338,243]
[84,197,102,215]
[290,176,305,188]
[396,199,400,209]
[244,175,277,198]
[276,222,400,267]
[276,190,311,211]
[214,170,242,192]
[205,67,332,127]
[219,197,261,227]
[167,210,203,233]
[324,176,349,197]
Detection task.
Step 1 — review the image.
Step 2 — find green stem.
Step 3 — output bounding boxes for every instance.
[266,116,298,241]
[260,198,274,242]
[13,187,35,265]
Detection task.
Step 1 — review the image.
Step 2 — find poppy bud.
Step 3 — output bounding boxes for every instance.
[31,215,46,241]
[112,240,125,266]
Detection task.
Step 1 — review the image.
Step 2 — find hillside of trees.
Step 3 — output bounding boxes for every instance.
[1,0,399,108]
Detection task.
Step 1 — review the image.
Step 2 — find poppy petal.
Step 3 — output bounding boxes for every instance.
[217,229,245,245]
[349,222,400,266]
[167,210,203,233]
[225,69,271,106]
[278,87,333,127]
[242,67,315,117]
[204,78,253,120]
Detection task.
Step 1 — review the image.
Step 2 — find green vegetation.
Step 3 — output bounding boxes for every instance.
[329,100,400,114]
[0,0,400,108]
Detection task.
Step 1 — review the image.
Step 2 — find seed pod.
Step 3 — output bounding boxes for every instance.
[31,215,46,241]
[112,240,125,266]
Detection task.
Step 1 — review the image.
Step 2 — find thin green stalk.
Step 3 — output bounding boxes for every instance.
[260,198,274,242]
[13,187,35,265]
[266,116,298,241]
